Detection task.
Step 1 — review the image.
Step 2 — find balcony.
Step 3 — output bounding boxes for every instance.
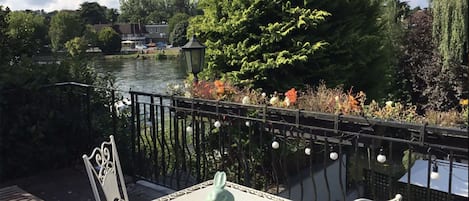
[0,82,467,201]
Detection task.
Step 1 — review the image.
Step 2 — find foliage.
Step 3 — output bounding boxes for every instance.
[83,24,98,47]
[65,37,88,57]
[397,10,465,111]
[119,0,169,24]
[431,0,469,105]
[97,27,122,53]
[432,0,468,68]
[78,2,108,24]
[6,11,48,56]
[380,0,409,100]
[170,21,189,46]
[105,8,119,24]
[179,78,467,127]
[303,0,391,99]
[0,7,124,180]
[48,11,84,51]
[189,0,330,92]
[168,13,190,46]
[0,6,12,62]
[168,12,190,35]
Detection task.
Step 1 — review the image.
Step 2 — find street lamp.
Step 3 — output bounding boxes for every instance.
[182,35,206,83]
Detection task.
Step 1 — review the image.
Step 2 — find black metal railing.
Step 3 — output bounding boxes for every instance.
[1,82,467,201]
[127,88,468,201]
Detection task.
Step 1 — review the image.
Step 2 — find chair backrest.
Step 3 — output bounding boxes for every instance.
[83,135,129,201]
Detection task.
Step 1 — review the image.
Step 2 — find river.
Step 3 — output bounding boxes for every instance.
[93,58,187,94]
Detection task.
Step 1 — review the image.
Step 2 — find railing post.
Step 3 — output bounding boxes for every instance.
[86,87,92,146]
[130,92,136,177]
[111,90,117,136]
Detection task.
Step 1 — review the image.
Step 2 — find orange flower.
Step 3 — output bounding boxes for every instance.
[214,80,225,95]
[284,88,297,105]
[348,95,360,111]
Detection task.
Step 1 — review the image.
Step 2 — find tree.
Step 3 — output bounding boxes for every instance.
[189,0,389,99]
[48,11,84,51]
[380,0,410,100]
[170,21,189,46]
[83,24,98,47]
[119,0,170,24]
[432,0,468,68]
[168,12,190,35]
[168,13,190,46]
[189,0,330,91]
[431,0,469,107]
[97,27,121,53]
[7,11,48,56]
[65,37,88,57]
[78,2,107,25]
[302,0,392,99]
[0,6,12,62]
[105,8,119,24]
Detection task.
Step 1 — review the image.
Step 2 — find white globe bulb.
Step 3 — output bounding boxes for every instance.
[304,148,311,155]
[245,121,250,127]
[377,154,387,163]
[430,171,439,180]
[214,121,221,128]
[330,152,338,160]
[186,126,193,133]
[271,141,280,149]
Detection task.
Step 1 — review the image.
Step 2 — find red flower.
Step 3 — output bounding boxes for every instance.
[285,88,297,105]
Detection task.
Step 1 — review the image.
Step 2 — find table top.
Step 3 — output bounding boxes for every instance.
[153,180,291,201]
[0,185,44,201]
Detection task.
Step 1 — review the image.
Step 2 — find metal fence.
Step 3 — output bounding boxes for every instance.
[1,82,467,201]
[127,87,468,201]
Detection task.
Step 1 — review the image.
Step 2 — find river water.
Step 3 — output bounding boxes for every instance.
[93,58,187,94]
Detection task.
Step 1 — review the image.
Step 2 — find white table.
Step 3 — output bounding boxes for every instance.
[153,180,292,201]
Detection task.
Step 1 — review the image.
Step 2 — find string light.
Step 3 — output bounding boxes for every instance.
[214,120,221,128]
[245,121,250,127]
[186,126,193,133]
[377,148,387,163]
[304,147,311,155]
[271,141,280,149]
[329,146,338,160]
[431,161,439,180]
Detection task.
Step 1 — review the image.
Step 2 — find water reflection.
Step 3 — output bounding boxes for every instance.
[93,58,187,94]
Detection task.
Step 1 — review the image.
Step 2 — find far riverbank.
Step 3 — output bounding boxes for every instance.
[102,47,181,60]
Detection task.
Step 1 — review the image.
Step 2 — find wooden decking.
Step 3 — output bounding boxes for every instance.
[0,185,44,201]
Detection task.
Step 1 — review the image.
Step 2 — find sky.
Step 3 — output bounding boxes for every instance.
[0,0,429,12]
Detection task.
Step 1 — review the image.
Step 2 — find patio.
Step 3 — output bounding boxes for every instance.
[0,167,172,201]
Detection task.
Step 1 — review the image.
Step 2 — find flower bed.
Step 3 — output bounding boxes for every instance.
[166,80,468,128]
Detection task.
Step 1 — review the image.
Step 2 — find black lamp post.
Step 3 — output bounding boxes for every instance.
[182,35,206,83]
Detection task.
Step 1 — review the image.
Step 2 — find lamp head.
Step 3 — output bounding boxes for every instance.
[182,35,206,75]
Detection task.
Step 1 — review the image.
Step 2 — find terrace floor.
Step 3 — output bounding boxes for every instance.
[0,166,173,201]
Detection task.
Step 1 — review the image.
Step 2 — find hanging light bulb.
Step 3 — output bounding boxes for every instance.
[430,162,439,180]
[186,126,193,133]
[245,121,250,127]
[377,148,387,163]
[329,146,338,160]
[214,120,221,128]
[304,147,311,155]
[271,141,280,149]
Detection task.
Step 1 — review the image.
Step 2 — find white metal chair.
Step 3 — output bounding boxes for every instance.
[354,194,402,201]
[83,135,129,201]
